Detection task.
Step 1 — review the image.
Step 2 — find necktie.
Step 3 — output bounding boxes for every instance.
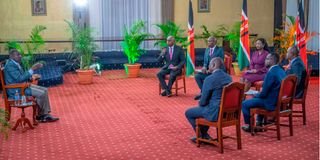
[169,47,173,60]
[209,48,213,57]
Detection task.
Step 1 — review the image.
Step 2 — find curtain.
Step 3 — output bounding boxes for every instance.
[307,0,319,52]
[89,0,162,51]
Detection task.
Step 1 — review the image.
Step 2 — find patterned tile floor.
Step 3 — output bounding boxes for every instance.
[0,69,318,160]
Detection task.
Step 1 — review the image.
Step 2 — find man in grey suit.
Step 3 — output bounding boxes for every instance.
[157,36,185,97]
[194,36,224,100]
[4,49,59,122]
[185,57,232,142]
[286,45,306,98]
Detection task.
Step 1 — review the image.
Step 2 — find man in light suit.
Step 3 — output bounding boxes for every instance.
[286,46,306,98]
[4,49,59,122]
[185,57,232,142]
[194,36,224,100]
[241,53,286,132]
[157,36,185,97]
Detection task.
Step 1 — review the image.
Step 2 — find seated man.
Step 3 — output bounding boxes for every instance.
[157,36,185,97]
[241,53,286,132]
[4,49,59,122]
[185,57,232,141]
[285,46,306,98]
[194,36,224,100]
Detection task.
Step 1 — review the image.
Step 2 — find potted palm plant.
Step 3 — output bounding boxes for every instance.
[6,25,47,84]
[0,109,10,140]
[120,20,151,78]
[66,20,97,84]
[154,21,190,48]
[225,22,242,76]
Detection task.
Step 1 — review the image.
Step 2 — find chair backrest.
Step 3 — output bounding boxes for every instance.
[218,82,245,123]
[276,75,298,111]
[224,51,232,74]
[0,68,10,109]
[301,66,312,101]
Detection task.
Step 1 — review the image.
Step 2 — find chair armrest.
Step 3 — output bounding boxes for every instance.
[4,83,30,90]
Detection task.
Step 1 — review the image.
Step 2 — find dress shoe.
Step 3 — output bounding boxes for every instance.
[161,91,167,96]
[166,90,172,97]
[194,94,201,100]
[241,125,251,132]
[44,114,59,122]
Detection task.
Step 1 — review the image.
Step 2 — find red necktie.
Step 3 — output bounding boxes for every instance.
[169,47,173,60]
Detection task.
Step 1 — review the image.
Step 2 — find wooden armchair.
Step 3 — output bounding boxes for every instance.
[250,75,297,140]
[224,52,232,74]
[292,66,312,125]
[0,68,38,131]
[196,82,245,153]
[158,66,186,96]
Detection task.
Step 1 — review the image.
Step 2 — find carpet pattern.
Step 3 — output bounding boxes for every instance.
[0,69,318,160]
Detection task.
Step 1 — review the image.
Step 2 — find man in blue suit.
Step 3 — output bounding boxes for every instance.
[194,36,224,100]
[286,46,306,98]
[185,57,232,141]
[157,36,185,97]
[4,49,59,122]
[241,53,286,132]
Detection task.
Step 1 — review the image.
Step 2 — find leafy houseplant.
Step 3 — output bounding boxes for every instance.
[154,21,190,48]
[0,108,10,140]
[66,20,97,84]
[120,20,150,78]
[6,25,47,71]
[196,24,229,45]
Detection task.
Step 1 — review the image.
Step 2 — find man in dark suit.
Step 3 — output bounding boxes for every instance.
[4,49,59,122]
[241,53,286,132]
[157,36,185,97]
[185,57,232,141]
[194,36,224,100]
[286,45,306,98]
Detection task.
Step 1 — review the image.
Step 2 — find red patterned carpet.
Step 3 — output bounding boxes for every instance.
[0,69,319,160]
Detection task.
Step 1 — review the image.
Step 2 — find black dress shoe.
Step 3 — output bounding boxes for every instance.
[44,114,59,122]
[194,94,201,100]
[161,91,167,96]
[190,136,197,143]
[242,126,251,132]
[166,90,172,97]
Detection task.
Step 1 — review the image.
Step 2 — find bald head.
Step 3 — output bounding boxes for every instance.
[209,57,224,72]
[286,45,299,60]
[207,36,217,48]
[166,36,175,47]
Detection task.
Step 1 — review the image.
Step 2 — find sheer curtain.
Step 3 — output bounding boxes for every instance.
[88,0,162,51]
[307,0,319,52]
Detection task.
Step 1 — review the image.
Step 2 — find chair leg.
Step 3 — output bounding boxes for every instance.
[250,113,255,136]
[236,121,242,150]
[289,113,293,136]
[183,78,186,93]
[159,83,161,95]
[276,116,281,140]
[302,102,306,125]
[196,122,200,147]
[175,81,178,96]
[217,127,224,153]
[5,104,11,121]
[33,105,38,126]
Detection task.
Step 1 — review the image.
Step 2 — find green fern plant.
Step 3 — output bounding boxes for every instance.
[0,108,10,140]
[65,20,97,69]
[154,21,190,48]
[225,22,241,58]
[120,20,151,64]
[196,24,229,44]
[6,25,46,70]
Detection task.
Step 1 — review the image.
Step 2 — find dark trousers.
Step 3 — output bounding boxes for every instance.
[185,106,210,135]
[157,69,181,91]
[242,98,268,125]
[195,72,210,92]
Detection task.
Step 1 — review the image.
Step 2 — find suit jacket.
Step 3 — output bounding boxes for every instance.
[255,65,286,111]
[4,59,32,98]
[285,57,306,98]
[203,46,224,69]
[157,45,185,70]
[199,69,232,122]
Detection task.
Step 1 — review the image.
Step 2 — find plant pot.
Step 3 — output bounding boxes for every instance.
[76,69,94,84]
[232,62,243,76]
[124,63,142,78]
